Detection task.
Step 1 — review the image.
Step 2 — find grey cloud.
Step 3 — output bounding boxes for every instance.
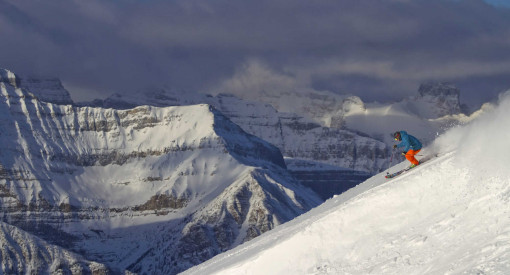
[1,0,509,107]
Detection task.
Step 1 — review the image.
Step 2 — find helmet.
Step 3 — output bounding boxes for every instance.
[393,131,401,141]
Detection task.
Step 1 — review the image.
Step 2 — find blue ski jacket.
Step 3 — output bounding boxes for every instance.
[396,131,422,151]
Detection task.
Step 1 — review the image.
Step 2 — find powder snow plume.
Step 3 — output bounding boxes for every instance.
[432,90,510,179]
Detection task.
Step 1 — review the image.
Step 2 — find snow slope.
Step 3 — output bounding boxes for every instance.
[183,91,510,274]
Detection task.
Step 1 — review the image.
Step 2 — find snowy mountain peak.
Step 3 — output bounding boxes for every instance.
[414,82,462,118]
[0,68,20,88]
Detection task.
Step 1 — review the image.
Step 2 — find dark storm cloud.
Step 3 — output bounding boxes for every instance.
[1,0,509,107]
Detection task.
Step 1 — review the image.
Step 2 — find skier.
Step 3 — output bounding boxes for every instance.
[393,131,422,168]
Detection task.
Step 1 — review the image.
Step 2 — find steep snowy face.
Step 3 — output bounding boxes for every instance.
[0,79,320,274]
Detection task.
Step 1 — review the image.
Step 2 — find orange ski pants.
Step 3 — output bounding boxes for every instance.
[405,149,421,165]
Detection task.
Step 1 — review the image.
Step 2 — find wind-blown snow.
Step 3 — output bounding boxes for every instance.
[182,91,510,274]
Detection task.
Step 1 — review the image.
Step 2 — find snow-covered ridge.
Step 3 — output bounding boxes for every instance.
[183,91,510,275]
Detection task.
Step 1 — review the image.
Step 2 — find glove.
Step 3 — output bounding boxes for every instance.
[393,144,397,149]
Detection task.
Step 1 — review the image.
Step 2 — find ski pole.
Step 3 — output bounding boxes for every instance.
[387,149,395,174]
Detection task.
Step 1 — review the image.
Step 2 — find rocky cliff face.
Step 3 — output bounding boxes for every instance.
[413,82,462,118]
[0,71,321,274]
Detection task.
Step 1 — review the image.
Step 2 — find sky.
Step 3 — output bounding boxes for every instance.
[1,0,510,108]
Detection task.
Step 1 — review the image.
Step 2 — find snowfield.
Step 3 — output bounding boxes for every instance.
[183,91,510,275]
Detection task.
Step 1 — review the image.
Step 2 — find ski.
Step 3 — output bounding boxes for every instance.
[384,161,425,179]
[385,166,414,179]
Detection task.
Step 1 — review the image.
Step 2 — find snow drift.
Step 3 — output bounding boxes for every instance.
[183,91,510,274]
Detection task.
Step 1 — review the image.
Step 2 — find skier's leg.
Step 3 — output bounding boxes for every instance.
[405,149,420,165]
